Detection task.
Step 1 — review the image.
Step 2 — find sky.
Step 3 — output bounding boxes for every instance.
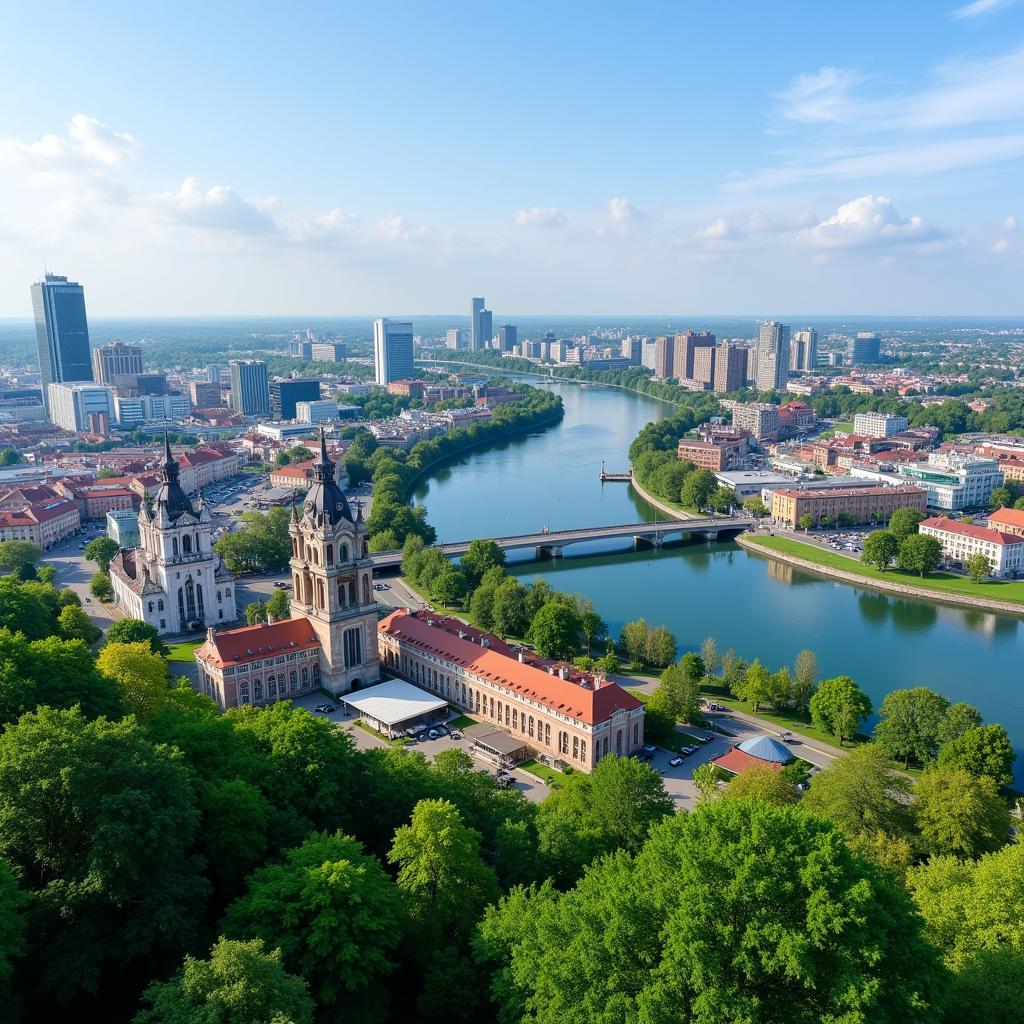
[1,0,1024,318]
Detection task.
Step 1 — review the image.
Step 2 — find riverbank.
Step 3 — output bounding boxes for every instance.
[627,474,700,522]
[739,533,1024,617]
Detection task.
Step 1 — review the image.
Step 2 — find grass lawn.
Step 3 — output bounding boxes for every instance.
[745,533,1024,607]
[165,641,202,662]
[353,719,411,746]
[627,690,712,747]
[448,714,476,730]
[519,759,565,789]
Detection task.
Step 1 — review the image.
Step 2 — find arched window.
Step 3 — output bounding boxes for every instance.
[326,544,333,565]
[572,735,579,760]
[312,663,321,686]
[217,590,222,602]
[341,543,350,562]
[362,576,371,605]
[237,682,250,705]
[301,666,309,688]
[177,587,185,621]
[528,716,534,738]
[196,584,204,617]
[580,740,587,763]
[224,587,231,597]
[267,675,277,699]
[544,723,551,747]
[172,537,179,557]
[615,730,623,755]
[289,670,298,691]
[337,579,346,604]
[184,577,197,621]
[182,534,192,555]
[253,680,263,703]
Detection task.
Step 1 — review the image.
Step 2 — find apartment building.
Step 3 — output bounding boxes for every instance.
[920,517,1024,579]
[770,484,927,527]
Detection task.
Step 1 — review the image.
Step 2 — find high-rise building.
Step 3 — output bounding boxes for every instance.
[206,364,222,383]
[189,381,224,408]
[470,297,485,351]
[620,337,642,365]
[31,273,93,413]
[446,329,467,350]
[47,382,115,434]
[712,343,747,393]
[310,342,346,362]
[654,336,675,379]
[848,333,881,364]
[374,319,414,385]
[691,346,716,389]
[755,321,791,392]
[270,379,321,420]
[112,372,168,397]
[790,328,818,372]
[675,330,717,381]
[91,341,144,385]
[229,360,271,416]
[498,324,517,352]
[478,308,493,349]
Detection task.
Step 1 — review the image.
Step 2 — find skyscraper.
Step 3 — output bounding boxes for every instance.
[374,319,415,385]
[498,325,518,352]
[674,330,717,381]
[478,308,493,350]
[446,328,467,350]
[790,328,818,371]
[270,378,321,419]
[31,273,93,413]
[848,333,881,364]
[471,297,485,351]
[712,343,748,393]
[229,360,271,416]
[654,336,675,379]
[92,341,144,385]
[755,321,791,392]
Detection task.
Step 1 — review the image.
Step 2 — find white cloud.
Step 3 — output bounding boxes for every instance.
[155,177,276,233]
[799,195,943,249]
[607,196,644,233]
[774,67,864,124]
[951,0,1017,19]
[514,205,567,227]
[376,214,431,242]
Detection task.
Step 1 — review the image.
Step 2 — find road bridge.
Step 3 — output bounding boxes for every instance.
[370,515,755,569]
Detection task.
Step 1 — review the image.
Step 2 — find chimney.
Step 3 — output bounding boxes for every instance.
[266,613,275,625]
[458,630,465,639]
[206,626,215,644]
[518,651,525,663]
[558,667,567,679]
[547,666,555,675]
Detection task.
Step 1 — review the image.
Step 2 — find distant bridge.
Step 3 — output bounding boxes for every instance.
[370,515,755,569]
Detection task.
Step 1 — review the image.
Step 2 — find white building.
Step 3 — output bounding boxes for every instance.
[853,411,910,438]
[296,399,341,425]
[110,436,236,634]
[114,393,191,426]
[919,517,1024,579]
[373,318,414,385]
[896,452,1003,511]
[47,382,114,433]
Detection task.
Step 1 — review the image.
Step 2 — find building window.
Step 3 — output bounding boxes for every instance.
[559,731,568,755]
[158,599,164,611]
[160,619,166,629]
[343,628,362,668]
[238,682,250,705]
[572,735,579,760]
[497,701,502,723]
[633,723,639,746]
[290,670,298,691]
[301,666,309,688]
[528,716,534,738]
[616,730,623,755]
[544,723,551,747]
[253,681,263,703]
[267,675,277,699]
[580,740,587,763]
[148,601,153,613]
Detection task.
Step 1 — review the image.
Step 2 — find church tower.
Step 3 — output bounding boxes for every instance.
[288,429,380,694]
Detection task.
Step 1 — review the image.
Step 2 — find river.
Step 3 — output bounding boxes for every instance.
[411,377,1024,778]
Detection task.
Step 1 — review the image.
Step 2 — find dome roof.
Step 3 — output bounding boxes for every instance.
[737,734,794,764]
[301,428,352,527]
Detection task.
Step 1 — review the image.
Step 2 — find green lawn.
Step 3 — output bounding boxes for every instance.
[166,641,202,662]
[746,534,1024,607]
[448,714,476,730]
[519,759,565,789]
[627,689,711,747]
[353,719,411,746]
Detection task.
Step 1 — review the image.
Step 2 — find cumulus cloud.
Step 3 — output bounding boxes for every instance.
[604,196,645,236]
[376,214,431,242]
[514,205,566,227]
[799,195,943,249]
[154,177,276,233]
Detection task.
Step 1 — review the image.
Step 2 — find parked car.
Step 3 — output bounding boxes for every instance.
[669,755,684,767]
[313,704,335,713]
[427,728,440,739]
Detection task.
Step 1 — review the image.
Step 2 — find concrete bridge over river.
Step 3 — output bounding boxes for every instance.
[370,515,755,570]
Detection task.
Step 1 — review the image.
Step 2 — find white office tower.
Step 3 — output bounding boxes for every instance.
[374,318,415,385]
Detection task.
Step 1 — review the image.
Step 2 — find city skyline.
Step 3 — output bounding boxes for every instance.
[1,2,1023,316]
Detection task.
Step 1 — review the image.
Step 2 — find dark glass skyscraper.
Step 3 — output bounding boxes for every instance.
[31,273,93,412]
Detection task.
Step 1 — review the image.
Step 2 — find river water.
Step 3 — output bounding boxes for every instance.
[411,377,1024,778]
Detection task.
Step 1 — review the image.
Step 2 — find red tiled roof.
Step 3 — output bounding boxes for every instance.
[712,747,783,775]
[921,517,1023,546]
[988,507,1024,531]
[378,610,642,726]
[0,499,77,526]
[197,617,321,669]
[774,484,924,499]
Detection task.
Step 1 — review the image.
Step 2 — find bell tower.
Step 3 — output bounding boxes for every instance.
[288,429,379,694]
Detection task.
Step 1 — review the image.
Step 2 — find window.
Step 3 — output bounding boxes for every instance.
[267,675,277,699]
[158,599,164,611]
[343,628,362,668]
[160,619,166,629]
[633,723,639,746]
[148,601,153,613]
[544,723,551,747]
[572,735,579,760]
[217,590,222,602]
[238,682,250,705]
[616,730,623,755]
[301,666,309,688]
[580,740,587,763]
[253,681,263,702]
[497,701,502,724]
[559,731,568,755]
[326,544,334,565]
[290,670,298,692]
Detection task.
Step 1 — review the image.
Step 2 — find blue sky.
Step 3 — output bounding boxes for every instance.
[1,0,1023,316]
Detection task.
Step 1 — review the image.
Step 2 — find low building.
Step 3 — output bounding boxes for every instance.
[295,400,341,425]
[713,734,794,775]
[678,425,751,472]
[770,484,928,527]
[340,678,448,739]
[256,422,319,442]
[106,507,140,548]
[47,383,115,434]
[920,517,1024,579]
[0,499,80,547]
[853,411,910,438]
[896,452,1003,511]
[387,380,425,399]
[987,506,1024,539]
[377,610,645,773]
[713,470,794,501]
[777,401,816,432]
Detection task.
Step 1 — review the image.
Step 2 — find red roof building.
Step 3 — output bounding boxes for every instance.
[712,747,784,775]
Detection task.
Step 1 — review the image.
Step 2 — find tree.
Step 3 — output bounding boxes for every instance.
[874,686,950,768]
[134,937,314,1024]
[0,449,20,467]
[84,536,120,573]
[0,858,26,1009]
[57,603,101,645]
[579,608,607,657]
[37,564,56,585]
[888,506,925,541]
[0,707,205,1001]
[709,485,735,514]
[680,468,717,510]
[430,565,468,607]
[937,724,1016,786]
[223,831,405,1017]
[645,625,677,668]
[862,530,899,571]
[265,587,290,620]
[654,656,703,725]
[742,497,769,518]
[388,799,498,955]
[809,674,872,745]
[723,764,797,805]
[215,508,291,573]
[524,579,555,620]
[691,762,721,803]
[914,767,1012,858]
[733,658,773,713]
[0,540,41,579]
[620,618,650,669]
[897,533,942,577]
[700,635,720,678]
[97,641,170,719]
[106,617,168,655]
[245,599,267,625]
[798,512,814,531]
[791,648,817,714]
[460,539,505,590]
[491,578,529,638]
[367,529,401,553]
[527,600,580,660]
[90,571,113,600]
[989,485,1014,510]
[937,701,983,746]
[965,551,992,582]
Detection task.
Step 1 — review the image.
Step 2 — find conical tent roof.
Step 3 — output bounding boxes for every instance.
[737,734,794,763]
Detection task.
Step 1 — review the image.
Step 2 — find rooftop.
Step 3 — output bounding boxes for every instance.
[197,617,321,668]
[921,516,1023,546]
[988,507,1024,531]
[342,678,448,726]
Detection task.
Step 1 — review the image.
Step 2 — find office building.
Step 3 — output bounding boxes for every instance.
[654,336,675,379]
[446,328,467,350]
[920,518,1024,579]
[205,365,222,383]
[712,343,747,393]
[310,342,346,362]
[478,308,493,349]
[731,402,780,440]
[789,329,818,372]
[755,321,790,392]
[853,412,909,438]
[675,330,717,381]
[471,297,486,351]
[189,381,224,407]
[47,382,115,434]
[896,452,1003,511]
[270,378,321,420]
[691,346,716,388]
[229,360,271,416]
[498,324,518,352]
[111,372,167,397]
[31,273,93,413]
[296,400,341,425]
[92,341,144,385]
[374,318,415,385]
[848,333,881,364]
[770,484,928,528]
[106,507,141,550]
[620,337,642,365]
[114,393,191,426]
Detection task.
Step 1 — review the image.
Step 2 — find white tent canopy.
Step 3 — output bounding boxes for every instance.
[341,679,447,729]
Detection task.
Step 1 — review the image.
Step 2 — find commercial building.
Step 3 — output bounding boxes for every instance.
[229,360,271,416]
[373,318,415,385]
[106,507,140,549]
[477,308,493,349]
[446,328,467,350]
[713,470,795,501]
[31,273,93,413]
[270,379,321,420]
[91,341,144,385]
[387,380,425,398]
[896,452,1003,511]
[295,399,341,425]
[310,342,346,362]
[189,381,224,407]
[755,321,790,392]
[470,297,486,351]
[770,484,928,527]
[731,402,779,440]
[849,333,881,364]
[377,610,645,773]
[712,343,747,393]
[677,425,751,472]
[789,329,818,372]
[919,517,1024,579]
[987,506,1024,538]
[498,325,517,352]
[853,411,909,438]
[114,393,191,426]
[47,382,115,434]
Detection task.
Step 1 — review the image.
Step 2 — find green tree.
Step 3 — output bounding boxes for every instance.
[888,506,926,541]
[791,648,817,714]
[460,539,505,590]
[654,655,703,724]
[862,530,899,571]
[367,529,401,553]
[680,468,717,510]
[937,724,1016,787]
[988,485,1014,510]
[491,578,529,638]
[915,767,1012,858]
[527,600,580,660]
[937,701,983,745]
[700,635,720,678]
[57,603,101,645]
[524,579,555,620]
[134,937,314,1024]
[691,762,721,803]
[245,599,267,625]
[215,508,291,573]
[597,650,621,675]
[265,587,290,620]
[723,763,796,805]
[798,512,814,531]
[897,533,942,576]
[733,658,773,713]
[579,608,607,657]
[0,706,205,1001]
[400,534,426,580]
[965,551,992,582]
[106,617,168,655]
[0,449,20,467]
[0,858,26,1010]
[620,618,650,669]
[645,624,677,668]
[742,497,769,518]
[469,578,499,629]
[430,565,469,607]
[0,540,41,579]
[223,831,404,1018]
[36,564,56,585]
[874,686,951,768]
[84,536,120,573]
[97,640,170,719]
[90,571,113,600]
[809,674,872,745]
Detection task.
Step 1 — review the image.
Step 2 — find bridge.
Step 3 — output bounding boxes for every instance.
[370,515,755,569]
